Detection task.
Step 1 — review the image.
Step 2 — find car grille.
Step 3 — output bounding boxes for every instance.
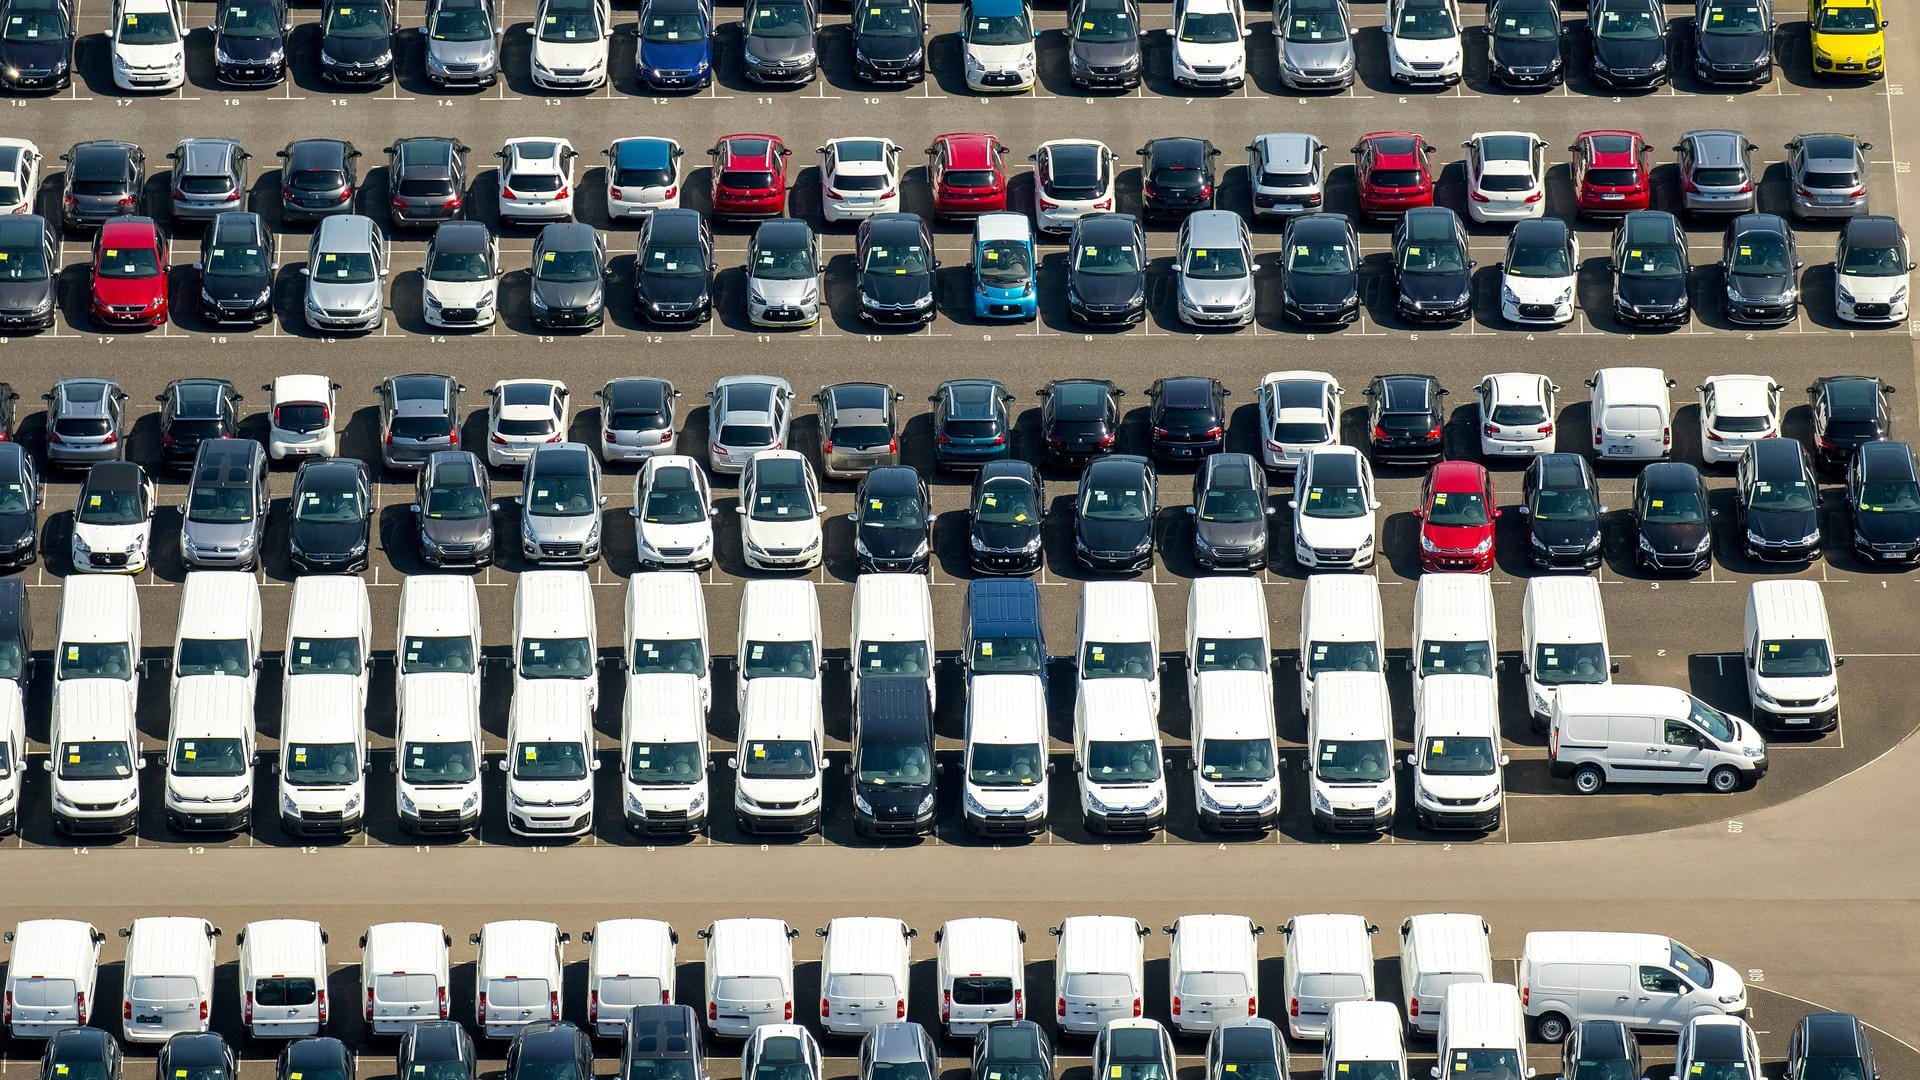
[70,799,124,813]
[1409,61,1444,71]
[1550,544,1588,556]
[438,308,478,323]
[1087,64,1131,75]
[539,542,583,558]
[110,304,147,315]
[417,809,466,824]
[987,303,1023,316]
[762,547,802,558]
[1710,61,1758,72]
[979,71,1021,85]
[1432,795,1485,807]
[1207,545,1247,558]
[1853,303,1893,318]
[324,309,363,320]
[88,552,129,568]
[761,306,809,322]
[656,546,694,558]
[1200,304,1237,314]
[1772,697,1821,709]
[1314,547,1357,564]
[441,62,479,74]
[1189,65,1226,75]
[755,800,801,811]
[302,810,346,824]
[1518,303,1557,319]
[1097,811,1153,828]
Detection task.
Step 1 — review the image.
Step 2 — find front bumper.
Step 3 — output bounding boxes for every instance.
[57,808,139,835]
[1528,542,1603,570]
[321,58,394,85]
[854,807,935,837]
[1694,58,1771,85]
[1311,806,1393,833]
[1284,297,1359,325]
[1414,802,1501,831]
[966,808,1047,837]
[1724,295,1796,326]
[624,806,706,834]
[1084,806,1164,834]
[401,807,481,835]
[738,806,821,834]
[167,803,252,833]
[859,301,936,325]
[508,806,593,837]
[280,809,365,836]
[1614,301,1690,327]
[742,59,817,84]
[1591,65,1667,89]
[291,548,370,574]
[1743,535,1819,563]
[1198,805,1278,832]
[1068,297,1145,326]
[1076,544,1152,573]
[1754,702,1839,733]
[1420,548,1494,573]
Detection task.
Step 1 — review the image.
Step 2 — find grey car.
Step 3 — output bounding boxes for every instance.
[1247,132,1325,218]
[859,1025,938,1080]
[420,0,501,86]
[529,221,607,329]
[180,437,269,569]
[276,138,360,223]
[519,442,604,564]
[1675,130,1759,215]
[41,378,128,468]
[744,219,822,328]
[166,138,249,224]
[0,215,57,329]
[597,376,680,461]
[741,0,817,83]
[1176,209,1258,327]
[1786,133,1872,220]
[1274,0,1355,89]
[384,137,469,228]
[813,381,904,480]
[59,140,144,230]
[302,214,388,333]
[1066,0,1142,88]
[414,449,495,567]
[376,373,464,471]
[706,375,793,474]
[1190,451,1270,570]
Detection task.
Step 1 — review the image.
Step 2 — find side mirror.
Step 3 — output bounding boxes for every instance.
[1405,753,1417,767]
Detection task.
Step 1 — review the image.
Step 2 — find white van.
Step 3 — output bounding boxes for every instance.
[395,574,483,719]
[1396,914,1492,1036]
[284,575,372,712]
[278,673,367,837]
[621,671,710,834]
[171,571,261,698]
[1549,684,1768,794]
[934,917,1026,1037]
[1409,675,1507,832]
[236,919,328,1039]
[3,919,104,1037]
[395,677,484,837]
[1305,672,1394,835]
[699,917,798,1037]
[732,679,825,836]
[1162,914,1260,1034]
[961,674,1050,837]
[1324,1001,1407,1080]
[1517,931,1747,1042]
[1189,669,1279,832]
[118,916,220,1044]
[582,918,678,1037]
[816,916,915,1037]
[513,570,600,708]
[851,574,936,715]
[1298,574,1385,714]
[1743,580,1841,733]
[627,572,712,711]
[54,574,141,710]
[736,579,822,715]
[470,920,569,1039]
[48,679,141,836]
[361,922,452,1033]
[1076,581,1161,711]
[1279,913,1378,1041]
[1432,984,1530,1080]
[1185,577,1271,705]
[1050,915,1148,1035]
[504,679,599,838]
[0,687,21,835]
[1586,367,1676,462]
[1522,577,1613,731]
[164,675,255,834]
[1072,678,1166,834]
[1412,573,1497,704]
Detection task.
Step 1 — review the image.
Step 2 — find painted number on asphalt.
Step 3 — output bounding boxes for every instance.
[1727,820,1744,834]
[1747,969,1765,983]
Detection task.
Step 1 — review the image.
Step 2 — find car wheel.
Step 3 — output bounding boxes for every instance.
[1536,1013,1571,1043]
[1571,764,1604,795]
[1709,765,1742,793]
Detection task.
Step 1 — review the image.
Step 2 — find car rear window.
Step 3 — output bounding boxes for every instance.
[55,417,112,437]
[291,169,345,192]
[14,980,76,1008]
[950,976,1013,1005]
[398,177,455,197]
[508,172,561,193]
[1479,174,1534,192]
[375,973,438,1003]
[719,424,775,447]
[719,170,774,190]
[1369,169,1422,188]
[1804,170,1859,189]
[1298,973,1367,998]
[1063,973,1133,998]
[714,976,783,1002]
[390,415,452,441]
[1586,168,1640,187]
[255,977,318,1007]
[497,418,556,437]
[179,175,234,195]
[1692,167,1745,187]
[944,169,996,188]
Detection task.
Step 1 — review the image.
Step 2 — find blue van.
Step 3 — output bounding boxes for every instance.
[971,211,1037,320]
[964,578,1047,687]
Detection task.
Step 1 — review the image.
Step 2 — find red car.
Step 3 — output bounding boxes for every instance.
[1352,132,1435,218]
[926,132,1009,220]
[1416,460,1499,573]
[706,133,791,219]
[89,217,169,328]
[1571,130,1652,217]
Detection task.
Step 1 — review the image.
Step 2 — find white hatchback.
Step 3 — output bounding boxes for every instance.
[266,374,341,460]
[1291,445,1378,569]
[737,450,823,571]
[1475,371,1558,457]
[0,140,41,217]
[1385,0,1460,85]
[110,0,186,90]
[1255,369,1342,471]
[632,454,716,570]
[527,0,611,89]
[819,137,903,223]
[1697,374,1781,465]
[1030,139,1116,235]
[1464,131,1546,222]
[496,137,578,225]
[485,378,570,467]
[1168,0,1248,88]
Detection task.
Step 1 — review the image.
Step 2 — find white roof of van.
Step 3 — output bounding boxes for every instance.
[1440,982,1524,1045]
[124,917,214,971]
[824,917,910,969]
[282,674,365,742]
[1079,679,1158,740]
[853,575,932,642]
[1414,574,1494,641]
[1302,574,1383,641]
[706,918,792,970]
[1593,366,1670,399]
[58,575,137,643]
[938,918,1021,971]
[967,675,1047,742]
[1193,670,1273,739]
[1552,683,1692,717]
[53,680,135,740]
[1520,930,1673,966]
[240,920,325,974]
[740,580,818,642]
[1523,577,1606,643]
[8,920,100,979]
[1309,672,1390,741]
[1285,914,1374,973]
[1417,675,1500,740]
[400,676,480,742]
[1400,914,1491,972]
[365,922,448,971]
[1748,580,1829,637]
[1081,581,1156,640]
[1057,916,1142,968]
[169,676,254,741]
[625,672,705,743]
[627,572,705,635]
[1188,578,1268,641]
[515,571,595,637]
[178,572,260,635]
[399,575,479,638]
[510,679,595,743]
[589,919,675,970]
[740,679,820,742]
[1170,915,1258,967]
[288,576,370,638]
[478,920,561,976]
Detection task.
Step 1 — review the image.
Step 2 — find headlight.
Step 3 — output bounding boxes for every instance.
[912,539,930,558]
[801,536,820,553]
[1471,537,1493,554]
[530,292,549,310]
[1310,787,1331,813]
[625,789,645,811]
[1649,57,1667,71]
[1893,287,1909,304]
[1837,284,1856,304]
[424,292,443,310]
[399,791,417,815]
[1754,688,1779,707]
[1583,532,1603,551]
[916,792,935,815]
[280,791,300,815]
[461,790,481,812]
[687,791,705,813]
[344,793,361,812]
[1694,533,1713,553]
[1376,788,1395,811]
[963,789,987,815]
[748,286,767,306]
[1741,746,1765,760]
[1420,534,1440,553]
[1801,530,1822,546]
[320,50,339,65]
[1020,535,1043,553]
[1532,691,1550,713]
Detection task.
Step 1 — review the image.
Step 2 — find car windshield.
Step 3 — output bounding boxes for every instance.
[518,636,594,679]
[631,636,704,676]
[1076,5,1133,40]
[1750,477,1815,510]
[118,7,178,42]
[1448,1050,1524,1080]
[1086,738,1159,781]
[1285,5,1345,41]
[746,0,809,36]
[862,490,924,528]
[1081,482,1148,520]
[1193,636,1265,674]
[1701,1,1763,31]
[749,480,814,521]
[642,8,703,40]
[425,480,487,520]
[1531,641,1609,686]
[1814,4,1878,31]
[204,242,268,278]
[172,737,248,777]
[1620,241,1684,278]
[525,473,596,517]
[77,487,144,525]
[175,636,249,677]
[57,641,132,681]
[0,242,46,279]
[643,479,706,525]
[754,243,815,280]
[536,247,599,283]
[1315,739,1390,782]
[1725,233,1790,274]
[1184,244,1248,279]
[1494,5,1555,38]
[1860,477,1920,511]
[1509,239,1571,277]
[430,4,491,38]
[976,239,1030,285]
[513,740,588,780]
[858,740,933,786]
[1081,640,1153,679]
[97,246,160,278]
[1595,3,1659,37]
[403,740,478,784]
[59,740,133,780]
[314,251,377,284]
[288,636,360,675]
[1199,480,1261,523]
[1396,2,1454,38]
[969,741,1044,787]
[973,479,1038,526]
[539,2,600,41]
[972,634,1042,673]
[1304,482,1368,519]
[742,640,814,679]
[1842,241,1907,276]
[429,248,491,282]
[284,742,358,786]
[1287,237,1352,274]
[0,481,29,514]
[1401,237,1467,273]
[854,2,918,34]
[3,7,65,39]
[864,241,930,275]
[858,640,929,678]
[1422,736,1498,776]
[1422,639,1493,676]
[1075,241,1140,274]
[296,483,363,522]
[1178,9,1237,43]
[1428,488,1488,526]
[1201,737,1274,782]
[323,1,386,36]
[969,9,1031,43]
[1757,638,1832,676]
[740,738,815,779]
[643,242,706,277]
[1642,486,1705,522]
[1534,483,1594,520]
[1307,640,1379,679]
[401,635,473,674]
[1670,939,1717,986]
[1798,1059,1869,1080]
[628,740,702,784]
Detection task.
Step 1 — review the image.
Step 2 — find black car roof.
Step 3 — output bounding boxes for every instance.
[0,216,44,246]
[298,458,366,488]
[1512,217,1570,245]
[1402,207,1460,241]
[943,379,1005,417]
[515,1023,584,1059]
[865,214,926,244]
[407,1021,468,1059]
[647,209,704,245]
[1857,440,1914,478]
[1749,436,1806,473]
[1377,374,1436,411]
[982,1021,1046,1059]
[977,458,1036,483]
[606,377,670,411]
[83,461,143,493]
[1536,452,1589,488]
[164,1034,230,1065]
[1622,211,1680,243]
[1842,215,1904,247]
[0,441,23,477]
[624,1006,698,1055]
[1576,1021,1631,1057]
[1292,214,1352,242]
[433,220,491,253]
[1821,376,1884,415]
[756,218,813,248]
[863,466,921,496]
[1728,212,1789,239]
[210,212,266,245]
[286,1038,351,1068]
[391,373,454,402]
[1309,453,1360,486]
[1801,1013,1866,1057]
[1084,455,1150,485]
[172,379,231,418]
[1148,138,1208,167]
[69,142,135,178]
[1157,377,1215,408]
[1050,380,1114,417]
[1691,1024,1746,1061]
[1076,214,1137,244]
[1640,461,1703,491]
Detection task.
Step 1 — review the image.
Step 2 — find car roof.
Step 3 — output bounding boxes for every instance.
[943,379,1006,417]
[57,377,117,404]
[1511,217,1570,246]
[69,142,136,176]
[1146,137,1208,166]
[1046,140,1105,170]
[1157,376,1216,408]
[755,218,813,248]
[1582,130,1643,162]
[1622,210,1680,242]
[973,212,1029,245]
[614,137,677,170]
[1363,133,1422,163]
[1402,207,1459,239]
[978,458,1035,483]
[1306,449,1361,485]
[209,211,265,245]
[1255,132,1317,170]
[1183,210,1242,248]
[1290,213,1352,242]
[1535,452,1589,488]
[0,216,45,246]
[1801,1013,1866,1056]
[1682,130,1747,166]
[863,466,920,495]
[938,132,998,169]
[397,140,458,177]
[315,213,378,246]
[176,139,238,175]
[645,208,704,243]
[1639,461,1702,491]
[605,377,671,411]
[1431,460,1488,489]
[1377,374,1436,410]
[1075,214,1137,243]
[298,457,366,487]
[433,220,491,252]
[1857,440,1914,477]
[499,379,563,405]
[506,138,569,166]
[392,374,454,405]
[171,379,231,417]
[865,214,926,244]
[1749,436,1805,471]
[1049,379,1115,415]
[539,221,599,249]
[83,461,143,492]
[98,217,160,244]
[1084,455,1150,484]
[718,134,778,167]
[1799,134,1863,162]
[1842,215,1904,246]
[1728,212,1788,239]
[1819,375,1885,412]
[287,139,350,169]
[826,381,891,410]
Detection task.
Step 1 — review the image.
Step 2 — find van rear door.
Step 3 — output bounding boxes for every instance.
[128,975,203,1036]
[1175,971,1249,1030]
[485,977,552,1028]
[249,974,321,1035]
[373,972,439,1024]
[1412,972,1478,1028]
[596,974,668,1022]
[1292,973,1364,1037]
[1062,972,1134,1030]
[712,975,783,1029]
[826,972,898,1032]
[948,974,1016,1028]
[13,977,79,1028]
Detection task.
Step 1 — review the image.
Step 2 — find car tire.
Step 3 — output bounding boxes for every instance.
[1571,764,1604,795]
[1709,765,1742,793]
[1535,1013,1571,1043]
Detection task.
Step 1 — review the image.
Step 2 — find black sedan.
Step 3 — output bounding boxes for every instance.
[1808,375,1894,470]
[851,0,926,82]
[634,209,713,324]
[1720,213,1799,326]
[319,0,396,84]
[289,458,373,573]
[196,212,277,326]
[856,212,938,325]
[849,465,932,573]
[397,1022,476,1080]
[505,1025,592,1080]
[157,1034,236,1080]
[1136,137,1219,219]
[1145,375,1228,460]
[1037,378,1123,467]
[1189,451,1269,570]
[1280,212,1361,325]
[1364,373,1447,462]
[1587,0,1670,89]
[1631,461,1712,572]
[1736,437,1820,563]
[1521,452,1604,569]
[1611,210,1691,327]
[1485,0,1564,86]
[0,0,74,89]
[1074,454,1156,572]
[1847,439,1920,563]
[156,378,242,469]
[211,0,290,85]
[968,459,1045,574]
[277,1040,352,1080]
[0,442,39,567]
[972,1022,1051,1080]
[1066,213,1147,326]
[1392,207,1474,323]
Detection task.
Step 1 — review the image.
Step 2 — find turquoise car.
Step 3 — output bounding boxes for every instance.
[970,211,1037,320]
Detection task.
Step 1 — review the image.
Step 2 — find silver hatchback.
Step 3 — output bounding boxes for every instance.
[813,381,903,480]
[302,214,389,332]
[706,375,793,474]
[1247,132,1325,217]
[166,138,250,223]
[518,442,603,564]
[41,378,128,468]
[1786,132,1871,220]
[1675,130,1759,216]
[1176,209,1258,327]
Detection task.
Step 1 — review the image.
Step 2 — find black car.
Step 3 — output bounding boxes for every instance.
[1210,1021,1287,1080]
[290,457,373,573]
[1136,137,1219,219]
[414,450,495,567]
[1145,376,1227,459]
[1038,378,1123,467]
[0,442,39,566]
[397,1022,475,1080]
[1485,0,1564,86]
[505,1025,592,1080]
[211,0,290,85]
[1392,206,1473,323]
[618,1006,706,1080]
[597,377,679,458]
[1587,0,1669,88]
[277,1041,352,1080]
[156,1034,236,1080]
[1720,213,1800,326]
[0,0,72,89]
[634,209,713,324]
[1631,461,1712,572]
[1611,210,1691,327]
[968,460,1044,574]
[1786,1013,1878,1080]
[849,465,933,573]
[740,0,817,84]
[60,140,144,230]
[530,222,608,329]
[850,674,936,836]
[0,215,57,329]
[971,1021,1051,1080]
[276,139,361,223]
[852,0,926,82]
[1563,1021,1642,1080]
[1074,454,1156,572]
[1847,439,1920,562]
[156,379,241,468]
[1737,437,1820,562]
[1808,375,1894,469]
[1364,373,1447,462]
[195,212,276,326]
[385,137,470,228]
[1067,0,1141,87]
[1692,0,1772,85]
[1189,451,1269,570]
[42,1027,122,1080]
[1066,213,1147,326]
[1521,452,1604,569]
[1280,212,1361,324]
[319,0,396,84]
[931,378,1014,470]
[855,213,937,326]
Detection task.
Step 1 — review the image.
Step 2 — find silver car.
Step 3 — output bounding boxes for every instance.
[375,372,463,471]
[519,442,604,565]
[165,138,249,223]
[813,381,903,480]
[1247,132,1325,217]
[180,437,269,569]
[41,378,128,468]
[745,218,822,328]
[302,214,388,332]
[1274,0,1355,88]
[1786,132,1871,220]
[706,375,793,474]
[1675,130,1759,216]
[421,0,502,85]
[1176,209,1257,327]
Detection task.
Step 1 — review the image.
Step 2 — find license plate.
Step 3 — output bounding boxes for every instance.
[1601,193,1625,200]
[1819,196,1847,204]
[1500,445,1530,453]
[1606,445,1634,455]
[1785,717,1808,725]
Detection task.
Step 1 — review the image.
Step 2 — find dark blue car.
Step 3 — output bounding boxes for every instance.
[636,0,712,88]
[965,578,1048,687]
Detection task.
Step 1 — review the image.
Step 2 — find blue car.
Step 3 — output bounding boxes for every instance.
[971,210,1037,320]
[637,0,712,88]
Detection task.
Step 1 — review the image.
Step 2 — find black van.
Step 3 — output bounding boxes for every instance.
[849,675,936,838]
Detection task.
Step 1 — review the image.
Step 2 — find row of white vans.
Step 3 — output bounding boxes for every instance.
[4,562,1839,839]
[3,913,1745,1051]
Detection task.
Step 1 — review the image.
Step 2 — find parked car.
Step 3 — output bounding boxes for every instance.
[414,450,495,567]
[289,457,372,573]
[967,459,1044,574]
[1189,451,1269,570]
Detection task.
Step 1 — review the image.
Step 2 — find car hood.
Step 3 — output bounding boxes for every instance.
[1745,505,1817,542]
[1195,516,1264,547]
[1836,271,1907,303]
[185,519,258,547]
[1174,39,1243,65]
[1182,275,1253,307]
[292,516,368,552]
[1072,271,1143,305]
[1401,270,1471,304]
[525,512,597,541]
[323,31,389,62]
[974,517,1040,550]
[94,274,165,304]
[74,521,146,551]
[861,270,931,305]
[0,37,70,69]
[533,37,605,66]
[751,275,815,304]
[1618,274,1687,308]
[425,277,496,306]
[638,271,710,305]
[1530,516,1599,547]
[1423,521,1490,550]
[1077,515,1150,551]
[1695,28,1766,66]
[0,276,53,312]
[1492,34,1558,66]
[1297,511,1373,549]
[1418,769,1497,801]
[509,777,591,805]
[855,776,931,814]
[1640,517,1707,554]
[638,519,711,550]
[428,37,496,64]
[1073,39,1137,65]
[169,771,251,801]
[0,510,35,551]
[1391,35,1459,63]
[533,277,601,309]
[744,517,819,547]
[746,32,814,60]
[308,278,382,309]
[856,31,921,60]
[116,40,181,64]
[1594,35,1664,69]
[1728,271,1792,301]
[640,37,707,66]
[857,523,925,559]
[201,272,271,304]
[423,513,492,546]
[1505,273,1575,302]
[1286,272,1356,306]
[215,31,281,60]
[1283,38,1353,67]
[1855,504,1920,545]
[967,41,1031,66]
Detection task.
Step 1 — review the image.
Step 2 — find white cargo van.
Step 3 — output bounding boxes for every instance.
[627,572,712,710]
[284,575,372,712]
[503,679,599,838]
[395,574,483,718]
[47,679,141,836]
[1522,577,1613,731]
[278,673,368,837]
[171,571,261,698]
[1324,1001,1406,1080]
[1076,581,1161,711]
[118,916,220,1044]
[1298,574,1385,714]
[934,917,1025,1037]
[1517,931,1747,1042]
[1279,913,1377,1041]
[360,922,452,1033]
[236,919,328,1039]
[961,674,1050,837]
[1162,914,1260,1034]
[732,679,825,836]
[394,677,483,837]
[1586,367,1676,462]
[1549,684,1768,794]
[1189,669,1279,832]
[582,918,678,1037]
[54,574,141,710]
[164,675,255,834]
[1305,672,1394,835]
[1431,984,1531,1080]
[470,920,569,1039]
[816,916,915,1037]
[851,574,936,715]
[1049,915,1148,1035]
[699,918,798,1037]
[1411,574,1497,705]
[1743,580,1841,733]
[736,579,822,714]
[512,570,600,708]
[3,919,103,1037]
[621,672,710,834]
[1396,914,1492,1036]
[1409,675,1507,832]
[1185,577,1271,705]
[1072,678,1166,834]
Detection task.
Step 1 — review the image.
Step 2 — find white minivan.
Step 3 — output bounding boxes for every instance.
[284,575,372,713]
[1049,915,1148,1035]
[851,574,936,714]
[699,917,798,1037]
[1279,914,1378,1041]
[470,920,569,1039]
[395,676,484,837]
[48,679,141,836]
[627,571,712,710]
[1305,672,1394,835]
[54,574,142,710]
[1185,577,1270,705]
[582,918,678,1037]
[361,922,452,1033]
[1397,913,1492,1036]
[1549,684,1768,794]
[171,571,261,698]
[1412,573,1497,704]
[513,570,600,708]
[1431,984,1530,1080]
[1586,367,1677,462]
[1073,678,1166,834]
[1189,669,1279,832]
[621,672,710,834]
[736,579,822,714]
[504,680,599,838]
[1076,581,1161,711]
[235,919,328,1039]
[732,679,825,835]
[816,916,915,1037]
[934,917,1026,1036]
[1517,931,1747,1042]
[395,574,484,719]
[278,673,367,837]
[1743,580,1841,733]
[119,916,221,1044]
[1409,675,1507,833]
[961,674,1050,837]
[1522,577,1613,731]
[3,919,104,1038]
[1298,574,1385,714]
[163,673,255,834]
[1162,914,1260,1034]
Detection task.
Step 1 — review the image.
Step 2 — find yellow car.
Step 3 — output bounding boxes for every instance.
[1808,0,1887,77]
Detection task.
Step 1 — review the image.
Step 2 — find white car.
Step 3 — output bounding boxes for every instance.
[818,137,903,223]
[485,378,570,468]
[495,137,578,225]
[1385,0,1461,86]
[1834,217,1912,325]
[71,462,156,574]
[603,137,683,219]
[1463,131,1547,222]
[1168,0,1247,88]
[1499,218,1579,327]
[528,0,611,89]
[961,0,1036,91]
[1030,139,1117,235]
[0,140,41,217]
[736,449,823,571]
[1291,445,1378,569]
[1475,371,1559,457]
[632,454,716,570]
[265,374,341,460]
[1676,1017,1764,1080]
[1255,369,1342,471]
[1697,374,1781,465]
[421,221,500,329]
[110,0,186,90]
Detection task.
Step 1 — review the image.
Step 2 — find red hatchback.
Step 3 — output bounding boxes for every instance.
[1571,130,1652,217]
[90,217,169,328]
[926,132,1009,220]
[1417,460,1499,573]
[706,133,791,219]
[1352,132,1435,218]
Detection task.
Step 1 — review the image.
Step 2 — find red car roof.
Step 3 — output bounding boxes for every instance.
[1430,459,1489,491]
[1579,130,1644,167]
[937,132,998,171]
[1360,131,1425,169]
[98,219,160,247]
[716,134,781,169]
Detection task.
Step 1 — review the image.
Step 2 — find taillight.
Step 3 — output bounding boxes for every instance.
[1849,186,1867,198]
[1538,424,1553,437]
[336,189,352,204]
[1097,433,1115,448]
[1014,989,1024,1019]
[882,188,897,199]
[821,997,831,1020]
[941,990,951,1022]
[825,188,843,200]
[991,433,1007,446]
[118,196,136,209]
[1094,197,1113,210]
[1662,426,1672,447]
[1483,423,1500,437]
[63,193,77,206]
[1707,430,1725,442]
[103,431,118,445]
[75,991,85,1022]
[1154,427,1170,438]
[1289,998,1299,1017]
[610,187,625,200]
[1172,995,1182,1017]
[888,437,899,453]
[438,987,449,1020]
[200,999,209,1022]
[1737,182,1754,194]
[896,998,906,1019]
[708,1000,717,1022]
[391,196,408,209]
[445,195,463,210]
[1683,178,1701,194]
[549,990,560,1022]
[1409,996,1420,1017]
[606,429,618,443]
[661,990,671,1004]
[1373,424,1388,440]
[317,989,328,1025]
[1520,987,1529,1007]
[1056,996,1066,1017]
[1248,997,1257,1016]
[663,186,677,199]
[556,186,570,200]
[448,428,459,445]
[936,433,952,446]
[244,990,255,1024]
[385,429,394,445]
[502,188,517,200]
[1205,426,1223,439]
[1593,429,1604,447]
[590,990,600,1023]
[1036,196,1057,210]
[491,431,509,444]
[1131,997,1141,1018]
[783,1000,793,1021]
[1427,424,1442,440]
[547,430,564,443]
[821,439,834,455]
[479,990,489,1023]
[1469,190,1490,203]
[366,988,375,1021]
[3,990,11,1025]
[124,999,132,1021]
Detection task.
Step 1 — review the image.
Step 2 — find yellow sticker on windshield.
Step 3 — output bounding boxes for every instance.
[57,1069,70,1076]
[753,744,766,759]
[67,647,78,661]
[896,268,906,275]
[1651,499,1664,508]
[871,499,883,510]
[1195,250,1207,257]
[981,643,993,656]
[1309,491,1321,500]
[1014,513,1027,522]
[1739,246,1751,256]
[1407,246,1421,256]
[1768,643,1780,652]
[1337,1067,1349,1075]
[1112,1069,1124,1078]
[67,752,79,763]
[324,253,336,262]
[525,746,538,759]
[1091,648,1104,661]
[1225,1068,1237,1075]
[1082,19,1093,27]
[544,252,555,261]
[1691,1068,1704,1076]
[294,749,307,763]
[1455,1066,1467,1073]
[1628,249,1642,258]
[1433,493,1448,505]
[985,251,999,260]
[183,750,196,761]
[1431,740,1445,754]
[124,13,136,22]
[0,253,9,261]
[105,249,118,258]
[89,495,101,506]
